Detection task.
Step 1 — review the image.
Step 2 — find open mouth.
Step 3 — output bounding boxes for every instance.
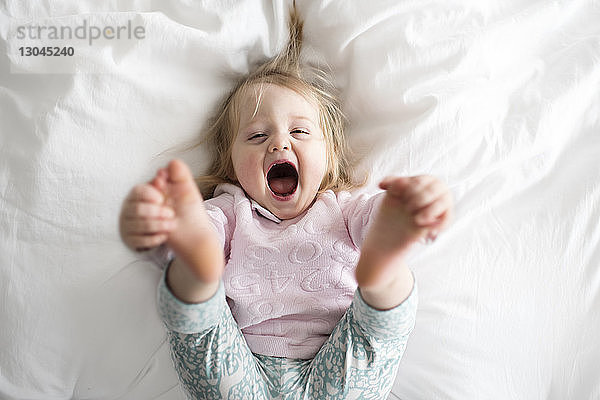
[266,161,298,199]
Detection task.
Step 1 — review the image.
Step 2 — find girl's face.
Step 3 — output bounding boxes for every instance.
[231,83,328,220]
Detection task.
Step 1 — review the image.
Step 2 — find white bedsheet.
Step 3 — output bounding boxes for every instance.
[1,1,599,399]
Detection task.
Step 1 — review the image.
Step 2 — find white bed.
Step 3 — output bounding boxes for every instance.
[1,0,599,399]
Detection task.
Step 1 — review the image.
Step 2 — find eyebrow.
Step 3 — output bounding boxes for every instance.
[240,115,317,131]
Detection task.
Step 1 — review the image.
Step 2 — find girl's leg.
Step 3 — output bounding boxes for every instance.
[302,283,418,399]
[158,271,270,400]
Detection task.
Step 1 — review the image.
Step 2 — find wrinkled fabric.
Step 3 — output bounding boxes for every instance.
[1,0,599,399]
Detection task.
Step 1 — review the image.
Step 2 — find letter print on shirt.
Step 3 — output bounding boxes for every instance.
[331,238,359,264]
[288,240,323,264]
[245,244,280,269]
[266,269,296,294]
[330,238,360,290]
[300,265,335,292]
[229,273,261,297]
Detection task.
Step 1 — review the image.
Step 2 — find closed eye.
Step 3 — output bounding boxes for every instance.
[249,133,267,140]
[291,129,309,136]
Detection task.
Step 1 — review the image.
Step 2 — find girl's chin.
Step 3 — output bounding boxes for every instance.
[268,197,311,220]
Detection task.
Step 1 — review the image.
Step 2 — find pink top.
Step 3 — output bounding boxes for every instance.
[202,183,384,359]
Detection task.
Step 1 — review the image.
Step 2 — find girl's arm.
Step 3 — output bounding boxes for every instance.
[166,249,222,304]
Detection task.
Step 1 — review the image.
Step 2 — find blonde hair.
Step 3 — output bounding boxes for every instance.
[195,3,364,199]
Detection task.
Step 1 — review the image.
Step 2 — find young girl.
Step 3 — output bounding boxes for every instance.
[119,6,452,399]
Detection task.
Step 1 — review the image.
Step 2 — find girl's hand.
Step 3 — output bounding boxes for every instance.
[119,180,176,252]
[378,175,453,243]
[120,160,223,295]
[356,175,453,296]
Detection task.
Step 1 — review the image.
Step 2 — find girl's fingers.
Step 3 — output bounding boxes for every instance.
[405,175,437,195]
[422,208,453,243]
[381,175,437,200]
[436,203,454,231]
[127,233,169,251]
[379,174,453,244]
[413,192,452,226]
[122,202,174,219]
[379,177,412,199]
[128,183,165,204]
[403,179,446,212]
[123,218,176,235]
[150,168,169,193]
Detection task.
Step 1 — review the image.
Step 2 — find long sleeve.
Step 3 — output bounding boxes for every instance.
[203,186,236,259]
[337,190,385,249]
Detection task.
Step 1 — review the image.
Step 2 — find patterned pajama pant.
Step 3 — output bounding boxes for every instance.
[158,273,417,400]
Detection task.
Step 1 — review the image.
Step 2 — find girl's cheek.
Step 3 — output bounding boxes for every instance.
[245,154,262,172]
[235,155,262,185]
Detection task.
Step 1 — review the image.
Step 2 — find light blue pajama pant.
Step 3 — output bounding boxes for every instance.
[157,270,417,400]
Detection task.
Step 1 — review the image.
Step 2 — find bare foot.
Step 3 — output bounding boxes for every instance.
[152,159,224,284]
[356,176,453,290]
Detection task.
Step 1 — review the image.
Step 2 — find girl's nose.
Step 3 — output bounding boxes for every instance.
[268,134,290,153]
